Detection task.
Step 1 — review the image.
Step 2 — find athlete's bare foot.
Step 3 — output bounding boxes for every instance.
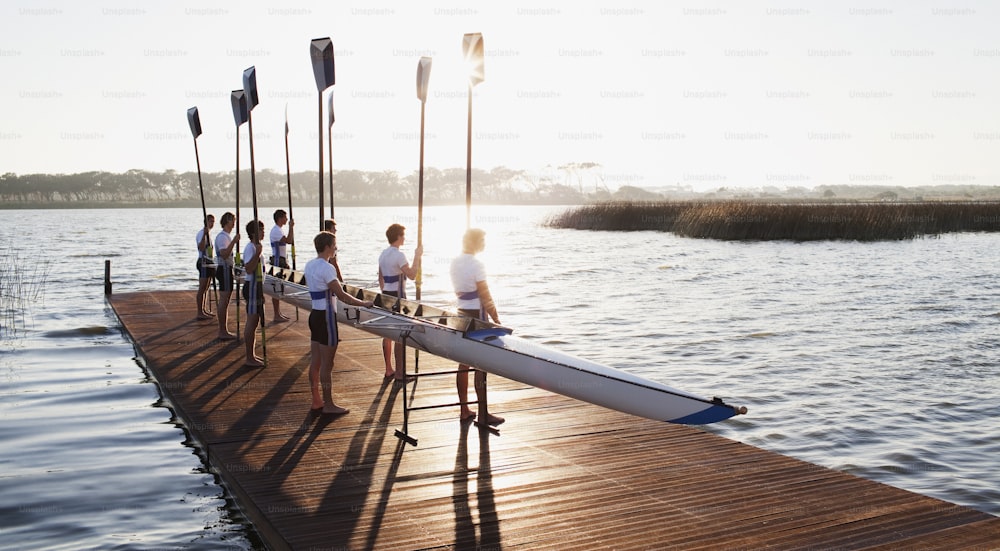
[322,404,349,415]
[479,413,505,426]
[218,332,236,341]
[273,313,291,322]
[383,369,395,378]
[460,408,477,421]
[243,357,265,368]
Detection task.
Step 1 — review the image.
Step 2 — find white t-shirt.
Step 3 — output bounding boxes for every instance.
[305,256,339,311]
[243,242,261,282]
[378,246,408,294]
[195,228,214,263]
[451,253,486,310]
[215,231,233,267]
[269,224,287,260]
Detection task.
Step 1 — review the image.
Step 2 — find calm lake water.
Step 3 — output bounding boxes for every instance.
[2,205,998,548]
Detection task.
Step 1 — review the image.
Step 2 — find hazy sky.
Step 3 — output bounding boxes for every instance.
[2,0,998,191]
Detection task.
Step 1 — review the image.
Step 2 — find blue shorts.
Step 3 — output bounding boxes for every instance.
[309,309,339,347]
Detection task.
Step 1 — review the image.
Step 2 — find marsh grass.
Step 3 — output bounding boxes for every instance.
[547,201,1000,241]
[1,243,51,341]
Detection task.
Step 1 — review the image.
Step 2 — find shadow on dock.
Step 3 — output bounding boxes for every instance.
[110,290,1000,550]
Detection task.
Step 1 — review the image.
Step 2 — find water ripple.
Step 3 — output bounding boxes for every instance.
[3,206,999,550]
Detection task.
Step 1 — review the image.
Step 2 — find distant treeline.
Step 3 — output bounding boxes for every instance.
[548,201,1000,241]
[0,167,588,208]
[4,168,1000,209]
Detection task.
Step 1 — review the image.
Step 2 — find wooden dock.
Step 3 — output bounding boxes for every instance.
[109,290,1000,550]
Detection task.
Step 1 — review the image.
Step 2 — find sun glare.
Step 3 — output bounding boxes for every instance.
[462,32,485,87]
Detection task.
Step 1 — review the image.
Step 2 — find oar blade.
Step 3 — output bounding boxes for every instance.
[243,66,259,111]
[310,37,336,92]
[231,90,248,127]
[327,89,335,127]
[462,33,484,86]
[186,106,202,139]
[416,57,432,102]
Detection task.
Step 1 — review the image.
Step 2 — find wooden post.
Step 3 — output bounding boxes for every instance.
[104,260,112,295]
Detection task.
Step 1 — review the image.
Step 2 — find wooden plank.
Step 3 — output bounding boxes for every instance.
[109,290,1000,550]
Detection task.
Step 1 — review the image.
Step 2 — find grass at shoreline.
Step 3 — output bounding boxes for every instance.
[547,201,1000,241]
[1,243,51,341]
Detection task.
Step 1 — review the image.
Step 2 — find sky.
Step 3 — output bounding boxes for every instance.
[1,0,999,192]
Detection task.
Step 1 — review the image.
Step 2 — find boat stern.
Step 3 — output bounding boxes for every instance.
[670,399,747,425]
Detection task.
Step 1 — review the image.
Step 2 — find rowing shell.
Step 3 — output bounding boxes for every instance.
[260,265,747,424]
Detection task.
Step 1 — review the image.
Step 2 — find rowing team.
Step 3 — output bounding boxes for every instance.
[194,212,505,426]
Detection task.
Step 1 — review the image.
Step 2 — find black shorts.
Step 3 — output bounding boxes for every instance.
[215,265,235,292]
[271,256,289,269]
[196,258,216,279]
[309,309,339,346]
[242,279,265,314]
[383,290,406,313]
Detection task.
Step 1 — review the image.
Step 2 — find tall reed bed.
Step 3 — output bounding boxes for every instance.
[1,243,51,341]
[547,201,1000,241]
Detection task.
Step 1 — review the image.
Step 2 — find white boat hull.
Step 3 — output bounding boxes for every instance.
[258,266,745,424]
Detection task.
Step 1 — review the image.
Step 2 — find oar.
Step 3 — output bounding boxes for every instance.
[462,34,490,424]
[231,89,249,339]
[414,57,432,374]
[186,106,207,251]
[310,37,335,228]
[187,106,216,314]
[283,103,299,322]
[415,56,432,302]
[327,90,335,219]
[243,65,266,366]
[283,103,296,271]
[462,33,484,229]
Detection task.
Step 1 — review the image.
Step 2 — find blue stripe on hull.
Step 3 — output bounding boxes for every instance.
[467,327,514,339]
[670,404,737,425]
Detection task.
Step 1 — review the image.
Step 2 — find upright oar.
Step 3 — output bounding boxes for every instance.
[187,106,208,249]
[462,34,492,430]
[283,104,296,271]
[415,56,432,302]
[283,104,299,322]
[327,90,335,219]
[462,33,484,229]
[310,37,336,229]
[231,89,249,338]
[414,57,432,374]
[187,106,216,314]
[243,65,266,367]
